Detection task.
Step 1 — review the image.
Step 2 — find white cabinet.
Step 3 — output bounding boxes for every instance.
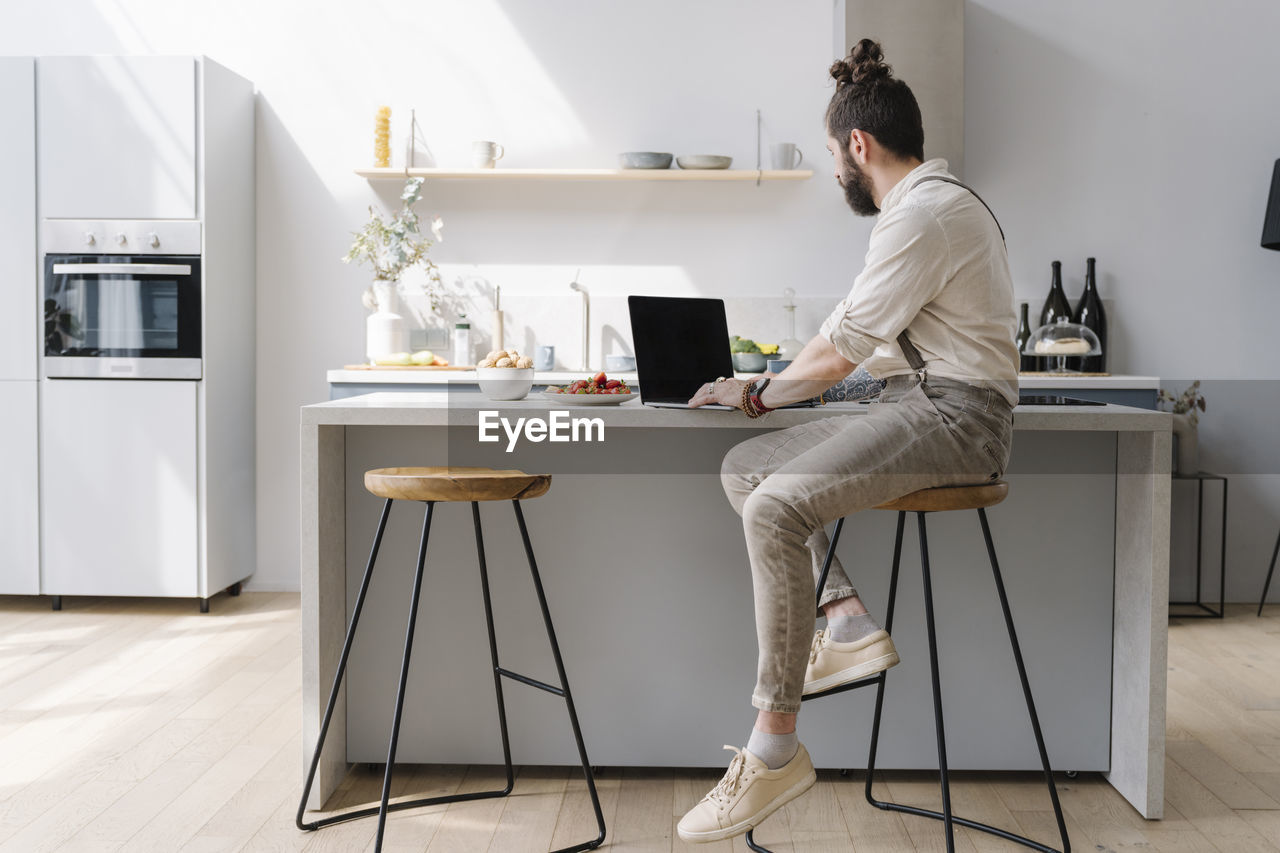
[0,57,37,381]
[0,382,39,594]
[36,56,197,220]
[41,380,199,597]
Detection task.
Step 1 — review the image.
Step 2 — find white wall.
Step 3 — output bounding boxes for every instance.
[965,0,1280,602]
[4,0,1278,597]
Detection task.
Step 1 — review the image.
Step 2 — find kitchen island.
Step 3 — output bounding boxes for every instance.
[300,392,1170,819]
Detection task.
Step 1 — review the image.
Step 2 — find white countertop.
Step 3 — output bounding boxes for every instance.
[326,369,641,384]
[327,368,1160,390]
[303,390,1170,431]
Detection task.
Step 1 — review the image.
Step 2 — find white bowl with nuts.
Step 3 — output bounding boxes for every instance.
[476,349,535,401]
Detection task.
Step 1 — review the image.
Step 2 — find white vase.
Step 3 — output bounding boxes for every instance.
[1171,413,1199,475]
[366,282,407,364]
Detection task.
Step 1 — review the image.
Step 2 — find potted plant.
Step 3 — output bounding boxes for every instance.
[343,177,444,363]
[1158,381,1207,474]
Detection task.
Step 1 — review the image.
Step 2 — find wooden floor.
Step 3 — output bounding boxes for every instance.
[0,593,1277,852]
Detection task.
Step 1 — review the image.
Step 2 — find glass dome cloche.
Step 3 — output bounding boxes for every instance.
[1023,317,1103,374]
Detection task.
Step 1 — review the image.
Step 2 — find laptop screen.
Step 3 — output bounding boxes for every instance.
[628,295,735,403]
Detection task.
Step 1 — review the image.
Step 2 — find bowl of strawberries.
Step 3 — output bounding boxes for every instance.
[542,372,637,405]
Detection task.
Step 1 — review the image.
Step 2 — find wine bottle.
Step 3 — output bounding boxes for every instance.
[1015,302,1034,372]
[1036,261,1071,372]
[1073,257,1108,373]
[1039,260,1072,326]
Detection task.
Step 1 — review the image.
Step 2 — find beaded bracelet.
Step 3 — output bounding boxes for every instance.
[741,381,760,418]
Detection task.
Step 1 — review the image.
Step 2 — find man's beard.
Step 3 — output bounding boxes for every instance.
[839,151,879,216]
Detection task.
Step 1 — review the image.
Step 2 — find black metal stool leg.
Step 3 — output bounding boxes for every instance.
[297,498,394,831]
[374,501,436,850]
[917,512,956,852]
[472,502,516,794]
[1260,526,1280,617]
[512,500,607,852]
[978,507,1071,853]
[813,516,846,608]
[865,511,906,808]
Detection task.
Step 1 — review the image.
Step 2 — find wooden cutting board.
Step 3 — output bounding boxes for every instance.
[342,364,475,371]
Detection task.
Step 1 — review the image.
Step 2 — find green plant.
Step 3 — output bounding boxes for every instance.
[1158,381,1207,425]
[343,177,444,308]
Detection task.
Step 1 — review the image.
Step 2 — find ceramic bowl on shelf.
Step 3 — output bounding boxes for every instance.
[731,352,767,372]
[619,152,673,169]
[676,154,733,170]
[604,354,637,371]
[476,367,535,401]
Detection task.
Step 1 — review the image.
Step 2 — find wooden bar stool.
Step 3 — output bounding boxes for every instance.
[296,467,606,853]
[746,481,1071,853]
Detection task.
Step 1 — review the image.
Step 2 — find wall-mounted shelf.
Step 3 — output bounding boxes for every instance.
[354,167,813,183]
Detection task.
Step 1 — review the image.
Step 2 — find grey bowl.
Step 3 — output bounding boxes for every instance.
[604,354,637,371]
[732,352,767,372]
[677,154,733,170]
[618,152,673,169]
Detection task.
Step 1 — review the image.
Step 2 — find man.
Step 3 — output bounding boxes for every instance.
[677,38,1019,843]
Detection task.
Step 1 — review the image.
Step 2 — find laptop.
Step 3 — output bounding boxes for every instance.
[627,295,819,410]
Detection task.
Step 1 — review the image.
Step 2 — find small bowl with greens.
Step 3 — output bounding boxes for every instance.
[730,335,777,373]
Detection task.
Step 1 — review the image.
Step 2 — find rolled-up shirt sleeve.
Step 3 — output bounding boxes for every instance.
[819,204,952,365]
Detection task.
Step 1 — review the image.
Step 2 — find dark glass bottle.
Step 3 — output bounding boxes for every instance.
[1015,302,1034,372]
[1073,257,1108,373]
[1039,260,1072,326]
[1037,261,1072,372]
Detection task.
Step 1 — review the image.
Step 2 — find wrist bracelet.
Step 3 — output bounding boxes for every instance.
[751,377,774,415]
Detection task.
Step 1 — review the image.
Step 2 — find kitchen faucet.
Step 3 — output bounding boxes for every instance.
[569,271,589,370]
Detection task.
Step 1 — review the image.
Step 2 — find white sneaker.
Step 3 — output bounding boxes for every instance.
[803,628,900,695]
[676,744,817,843]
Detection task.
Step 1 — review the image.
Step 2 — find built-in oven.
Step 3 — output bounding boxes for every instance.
[41,219,203,379]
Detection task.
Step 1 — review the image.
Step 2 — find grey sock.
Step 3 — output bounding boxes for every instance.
[827,612,881,643]
[746,728,799,770]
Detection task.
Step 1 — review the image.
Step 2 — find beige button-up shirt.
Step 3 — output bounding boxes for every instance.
[818,159,1019,406]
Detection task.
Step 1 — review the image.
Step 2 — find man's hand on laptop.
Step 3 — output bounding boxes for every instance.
[688,376,751,410]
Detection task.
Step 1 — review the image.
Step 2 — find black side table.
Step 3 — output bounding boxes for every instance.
[1169,472,1227,619]
[1260,528,1279,616]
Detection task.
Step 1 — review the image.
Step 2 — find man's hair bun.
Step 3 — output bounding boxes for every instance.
[830,38,893,88]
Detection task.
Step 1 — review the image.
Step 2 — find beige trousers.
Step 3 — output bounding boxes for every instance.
[719,375,1014,713]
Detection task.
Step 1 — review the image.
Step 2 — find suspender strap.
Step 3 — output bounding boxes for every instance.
[894,175,1007,380]
[909,175,1006,242]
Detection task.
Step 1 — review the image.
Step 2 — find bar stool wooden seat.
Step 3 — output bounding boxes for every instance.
[297,467,606,853]
[746,480,1070,853]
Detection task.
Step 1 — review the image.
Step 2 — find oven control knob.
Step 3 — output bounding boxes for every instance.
[83,232,96,246]
[115,233,128,246]
[147,232,160,248]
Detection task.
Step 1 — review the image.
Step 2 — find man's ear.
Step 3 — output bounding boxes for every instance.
[847,129,871,165]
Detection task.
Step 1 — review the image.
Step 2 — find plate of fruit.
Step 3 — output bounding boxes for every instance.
[542,372,637,404]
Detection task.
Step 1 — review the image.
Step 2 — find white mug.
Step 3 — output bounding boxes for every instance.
[769,142,803,170]
[472,140,505,169]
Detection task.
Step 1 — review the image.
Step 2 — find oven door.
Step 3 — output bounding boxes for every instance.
[43,254,202,379]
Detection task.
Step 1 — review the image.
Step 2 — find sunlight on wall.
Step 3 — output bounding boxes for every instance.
[83,0,590,172]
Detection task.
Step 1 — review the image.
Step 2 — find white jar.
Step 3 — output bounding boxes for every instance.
[366,282,407,363]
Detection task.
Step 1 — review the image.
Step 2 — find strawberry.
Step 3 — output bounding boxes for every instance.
[593,372,607,385]
[604,379,621,389]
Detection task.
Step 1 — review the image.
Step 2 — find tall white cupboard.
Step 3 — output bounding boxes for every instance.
[0,57,39,594]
